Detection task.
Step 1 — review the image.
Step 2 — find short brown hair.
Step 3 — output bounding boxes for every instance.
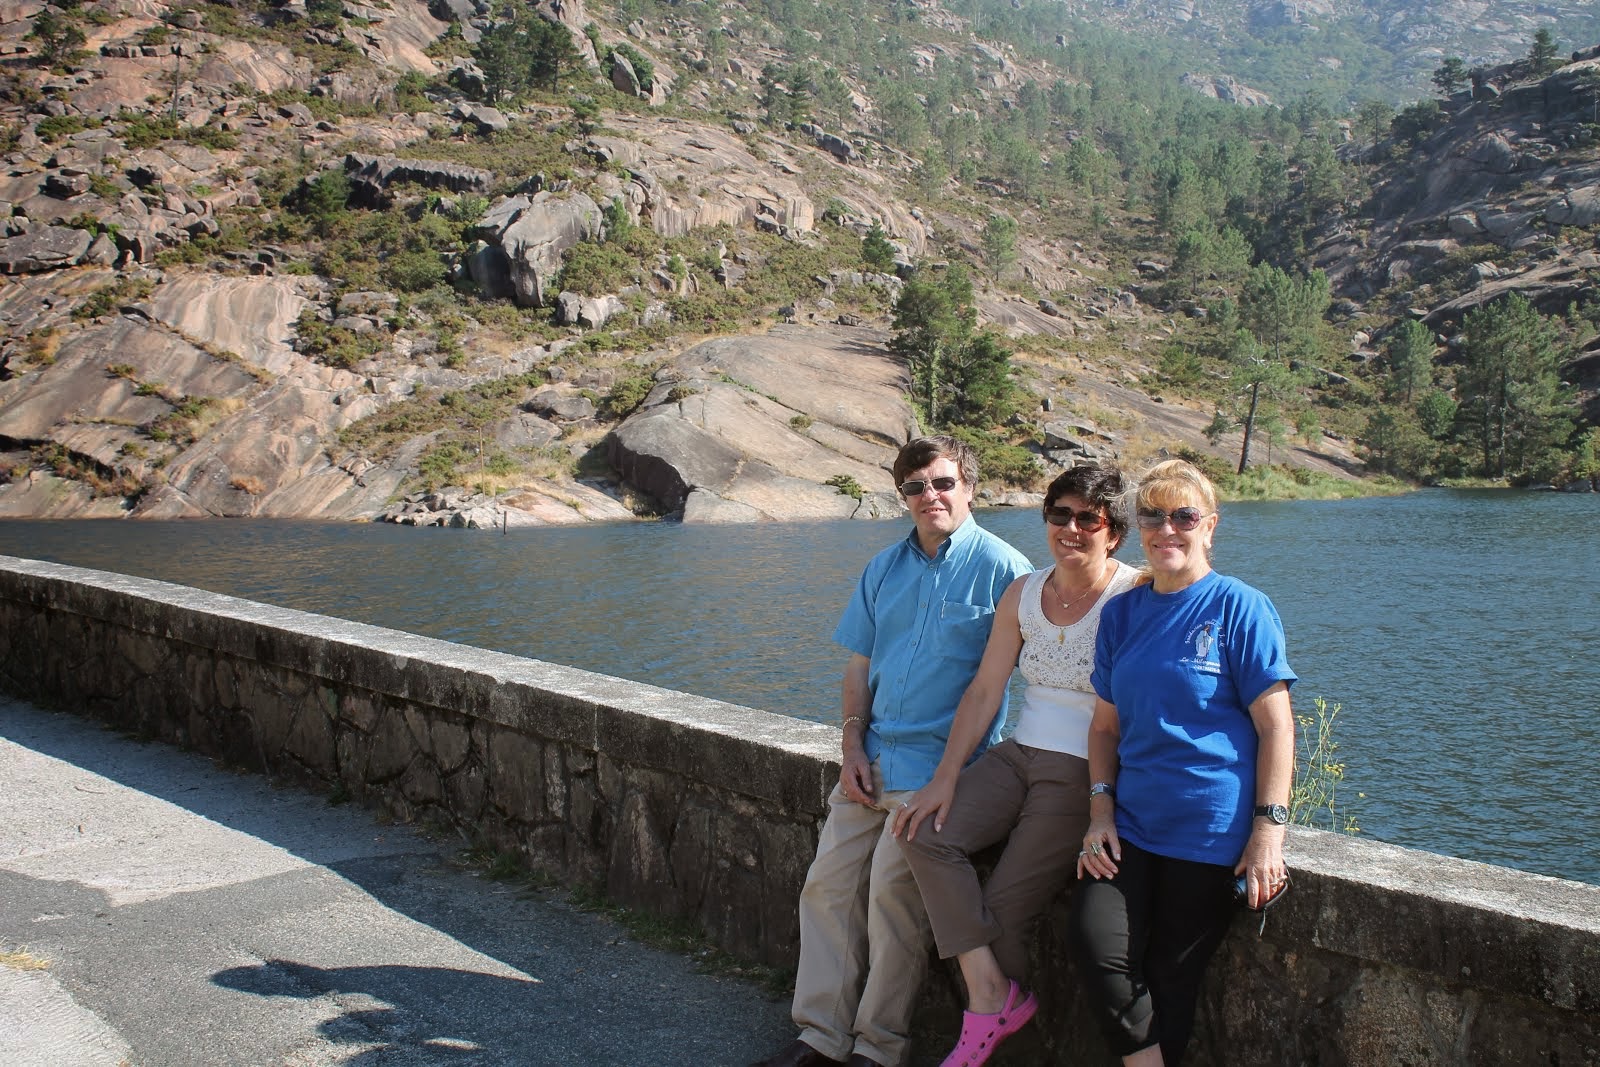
[893,434,979,488]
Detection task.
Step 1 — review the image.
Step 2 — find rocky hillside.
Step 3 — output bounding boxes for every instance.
[0,0,1592,525]
[1313,55,1600,423]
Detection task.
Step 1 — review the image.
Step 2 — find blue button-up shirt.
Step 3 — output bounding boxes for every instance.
[832,515,1031,791]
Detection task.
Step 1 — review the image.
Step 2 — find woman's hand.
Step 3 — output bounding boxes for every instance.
[891,774,956,841]
[1077,808,1121,880]
[1235,822,1288,908]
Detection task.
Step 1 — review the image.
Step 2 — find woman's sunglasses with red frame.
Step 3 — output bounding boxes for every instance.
[1044,507,1109,532]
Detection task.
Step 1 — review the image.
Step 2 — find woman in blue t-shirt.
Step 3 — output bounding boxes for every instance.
[1069,459,1296,1066]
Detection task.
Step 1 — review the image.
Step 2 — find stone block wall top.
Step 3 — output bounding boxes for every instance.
[1290,826,1600,1015]
[0,555,838,810]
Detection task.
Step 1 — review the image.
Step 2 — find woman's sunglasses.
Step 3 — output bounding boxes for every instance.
[1044,507,1109,532]
[1135,506,1209,531]
[898,476,959,497]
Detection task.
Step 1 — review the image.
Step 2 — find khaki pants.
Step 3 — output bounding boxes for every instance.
[792,768,929,1067]
[900,739,1090,981]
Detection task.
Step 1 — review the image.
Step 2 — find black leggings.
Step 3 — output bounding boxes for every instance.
[1067,840,1235,1066]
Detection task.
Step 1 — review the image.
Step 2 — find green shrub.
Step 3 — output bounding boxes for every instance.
[118,111,180,149]
[418,442,470,489]
[295,170,352,235]
[559,241,636,296]
[183,124,238,150]
[950,427,1040,489]
[789,413,813,430]
[383,249,446,293]
[825,473,864,499]
[599,374,654,418]
[35,113,96,142]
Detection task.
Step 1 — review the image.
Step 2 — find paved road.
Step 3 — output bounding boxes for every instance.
[0,697,794,1067]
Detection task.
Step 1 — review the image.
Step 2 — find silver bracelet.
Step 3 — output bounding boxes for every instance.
[1089,781,1116,799]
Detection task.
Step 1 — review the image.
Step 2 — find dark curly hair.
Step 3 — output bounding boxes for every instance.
[1042,463,1129,547]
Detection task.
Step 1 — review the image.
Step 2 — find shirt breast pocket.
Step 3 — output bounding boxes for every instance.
[937,602,994,664]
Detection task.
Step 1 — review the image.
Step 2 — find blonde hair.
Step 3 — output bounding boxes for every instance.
[1127,459,1219,584]
[1134,458,1219,514]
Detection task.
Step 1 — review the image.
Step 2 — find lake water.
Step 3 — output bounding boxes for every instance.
[3,488,1596,885]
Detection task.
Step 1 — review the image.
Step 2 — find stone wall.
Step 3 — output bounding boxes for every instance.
[2,555,1597,1065]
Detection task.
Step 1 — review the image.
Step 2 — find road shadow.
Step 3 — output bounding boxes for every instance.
[0,700,791,1066]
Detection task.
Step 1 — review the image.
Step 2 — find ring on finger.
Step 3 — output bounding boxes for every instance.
[1088,842,1102,856]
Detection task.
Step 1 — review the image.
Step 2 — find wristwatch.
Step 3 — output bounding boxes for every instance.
[1253,803,1289,825]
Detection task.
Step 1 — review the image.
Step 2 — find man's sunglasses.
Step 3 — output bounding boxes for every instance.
[1135,506,1209,531]
[898,476,959,497]
[1044,507,1109,532]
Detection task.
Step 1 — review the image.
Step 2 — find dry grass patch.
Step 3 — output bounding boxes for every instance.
[1,948,50,971]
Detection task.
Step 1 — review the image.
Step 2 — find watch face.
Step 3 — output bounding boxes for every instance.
[1269,804,1289,825]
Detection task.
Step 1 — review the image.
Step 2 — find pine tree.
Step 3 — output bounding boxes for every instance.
[1386,319,1435,403]
[981,214,1018,280]
[1455,294,1571,478]
[1529,28,1561,76]
[1432,57,1468,97]
[1233,265,1330,472]
[861,224,896,272]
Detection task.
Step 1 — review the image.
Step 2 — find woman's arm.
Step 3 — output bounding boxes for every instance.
[1236,680,1295,906]
[892,577,1026,841]
[1078,696,1122,878]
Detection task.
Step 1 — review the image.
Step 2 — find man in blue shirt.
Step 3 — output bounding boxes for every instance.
[753,436,1031,1067]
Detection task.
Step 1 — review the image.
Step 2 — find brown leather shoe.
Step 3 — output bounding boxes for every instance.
[749,1038,846,1067]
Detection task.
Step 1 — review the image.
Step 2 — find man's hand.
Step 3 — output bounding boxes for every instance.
[839,745,875,805]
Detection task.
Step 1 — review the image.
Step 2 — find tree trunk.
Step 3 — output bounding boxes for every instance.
[1238,380,1261,474]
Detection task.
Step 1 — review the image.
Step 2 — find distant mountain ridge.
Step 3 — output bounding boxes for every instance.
[1055,0,1600,102]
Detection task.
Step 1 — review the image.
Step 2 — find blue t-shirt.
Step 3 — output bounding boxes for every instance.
[833,516,1031,791]
[1091,571,1296,864]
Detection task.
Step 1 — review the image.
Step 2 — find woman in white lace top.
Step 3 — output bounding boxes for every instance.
[892,463,1137,1067]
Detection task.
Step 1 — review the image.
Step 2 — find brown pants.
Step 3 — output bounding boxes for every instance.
[900,739,1090,980]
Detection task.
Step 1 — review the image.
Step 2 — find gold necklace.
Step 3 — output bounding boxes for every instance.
[1052,562,1109,643]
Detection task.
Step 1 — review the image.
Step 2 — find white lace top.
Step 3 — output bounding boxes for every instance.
[1011,560,1139,756]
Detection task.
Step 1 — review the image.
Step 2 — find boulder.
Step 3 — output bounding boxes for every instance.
[464,242,515,301]
[344,153,494,202]
[460,105,509,135]
[1468,134,1519,174]
[1546,186,1600,227]
[524,389,596,421]
[555,290,626,329]
[487,413,560,451]
[608,405,747,512]
[0,225,92,273]
[337,291,400,317]
[681,487,764,523]
[482,192,602,307]
[610,52,644,99]
[43,171,90,198]
[428,0,476,21]
[1179,73,1273,108]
